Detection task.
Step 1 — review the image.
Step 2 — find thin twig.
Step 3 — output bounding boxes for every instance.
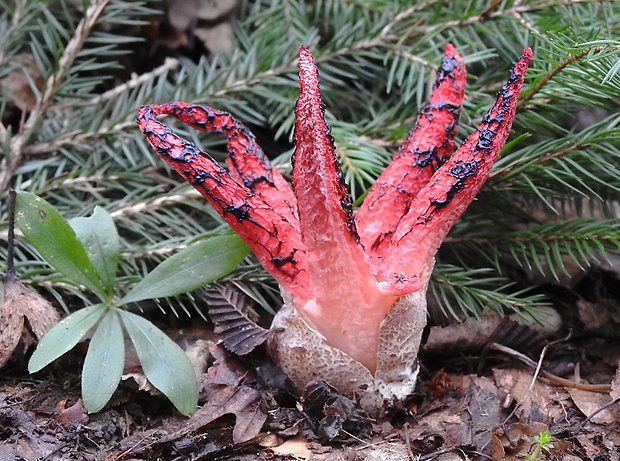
[6,190,17,281]
[38,0,110,117]
[108,191,202,218]
[522,44,620,103]
[87,57,181,106]
[416,0,615,37]
[528,343,549,392]
[522,49,597,104]
[577,397,620,429]
[489,142,586,180]
[11,57,179,158]
[0,0,110,190]
[487,342,611,392]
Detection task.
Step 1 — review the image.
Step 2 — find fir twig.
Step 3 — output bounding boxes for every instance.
[0,0,109,190]
[522,44,620,103]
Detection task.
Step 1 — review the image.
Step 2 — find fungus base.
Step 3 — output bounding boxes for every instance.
[268,275,430,413]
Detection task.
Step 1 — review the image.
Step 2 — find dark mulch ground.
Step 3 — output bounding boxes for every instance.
[2,265,620,461]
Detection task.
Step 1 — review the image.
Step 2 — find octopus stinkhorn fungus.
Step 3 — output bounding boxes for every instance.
[137,45,532,411]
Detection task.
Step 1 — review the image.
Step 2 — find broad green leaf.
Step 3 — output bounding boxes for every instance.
[15,191,104,295]
[82,309,125,413]
[29,303,107,372]
[122,234,249,304]
[119,310,197,415]
[69,206,120,294]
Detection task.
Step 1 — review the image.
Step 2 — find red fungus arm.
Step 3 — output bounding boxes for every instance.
[293,47,397,369]
[136,105,311,303]
[357,44,467,264]
[385,48,533,281]
[142,103,299,225]
[293,47,371,290]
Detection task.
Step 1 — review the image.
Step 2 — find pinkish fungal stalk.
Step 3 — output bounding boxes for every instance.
[137,45,532,411]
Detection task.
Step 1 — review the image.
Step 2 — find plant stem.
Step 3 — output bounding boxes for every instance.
[6,189,17,281]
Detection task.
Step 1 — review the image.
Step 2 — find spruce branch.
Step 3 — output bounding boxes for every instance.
[522,44,620,104]
[431,265,547,320]
[16,56,181,158]
[0,0,109,190]
[416,0,617,37]
[86,57,180,106]
[446,219,620,280]
[109,191,202,219]
[2,0,619,324]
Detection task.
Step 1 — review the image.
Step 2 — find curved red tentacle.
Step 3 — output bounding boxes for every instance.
[136,105,311,303]
[357,45,467,267]
[144,102,299,226]
[292,47,397,371]
[384,48,533,282]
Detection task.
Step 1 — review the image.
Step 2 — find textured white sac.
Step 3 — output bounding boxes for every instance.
[267,277,430,414]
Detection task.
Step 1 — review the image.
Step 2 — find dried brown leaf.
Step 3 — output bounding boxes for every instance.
[18,284,60,340]
[494,368,572,424]
[165,0,238,53]
[56,399,89,428]
[424,308,560,357]
[97,342,268,460]
[567,387,620,424]
[0,278,60,368]
[0,54,43,112]
[200,342,267,443]
[0,281,25,368]
[270,436,313,459]
[491,422,550,461]
[199,384,266,443]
